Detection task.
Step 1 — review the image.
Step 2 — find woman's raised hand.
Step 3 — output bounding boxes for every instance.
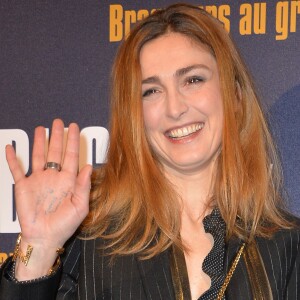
[6,119,92,279]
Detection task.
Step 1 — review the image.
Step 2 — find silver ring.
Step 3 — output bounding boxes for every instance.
[44,162,62,172]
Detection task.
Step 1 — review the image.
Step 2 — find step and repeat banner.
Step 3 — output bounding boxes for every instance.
[0,1,299,263]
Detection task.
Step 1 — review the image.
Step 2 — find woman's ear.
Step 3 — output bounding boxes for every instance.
[234,80,242,112]
[235,81,242,100]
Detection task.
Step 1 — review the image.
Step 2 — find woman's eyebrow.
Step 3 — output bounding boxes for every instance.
[142,76,160,85]
[175,64,210,77]
[141,64,210,85]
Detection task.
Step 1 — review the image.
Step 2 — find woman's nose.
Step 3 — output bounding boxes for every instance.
[165,89,189,120]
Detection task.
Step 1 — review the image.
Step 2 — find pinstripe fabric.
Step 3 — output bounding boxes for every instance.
[54,225,300,300]
[1,222,300,299]
[74,238,175,300]
[225,227,300,299]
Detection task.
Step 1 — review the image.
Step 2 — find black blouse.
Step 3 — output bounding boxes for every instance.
[199,208,226,299]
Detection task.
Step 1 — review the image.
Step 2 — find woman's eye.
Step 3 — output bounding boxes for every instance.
[187,76,204,84]
[142,89,158,98]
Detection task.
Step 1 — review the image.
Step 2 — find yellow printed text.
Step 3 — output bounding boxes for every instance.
[276,1,300,40]
[239,3,267,35]
[109,4,231,42]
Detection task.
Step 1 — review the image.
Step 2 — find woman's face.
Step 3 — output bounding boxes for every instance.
[140,32,223,176]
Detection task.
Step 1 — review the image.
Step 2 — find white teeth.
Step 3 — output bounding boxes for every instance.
[168,123,204,138]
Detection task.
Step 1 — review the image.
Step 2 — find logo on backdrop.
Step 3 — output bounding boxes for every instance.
[0,126,109,233]
[109,1,300,42]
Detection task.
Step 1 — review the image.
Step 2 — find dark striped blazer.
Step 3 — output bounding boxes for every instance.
[1,225,300,299]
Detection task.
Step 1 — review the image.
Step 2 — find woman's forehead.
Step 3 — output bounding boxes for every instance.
[139,33,217,78]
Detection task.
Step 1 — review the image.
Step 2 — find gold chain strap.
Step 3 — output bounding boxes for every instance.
[216,242,246,299]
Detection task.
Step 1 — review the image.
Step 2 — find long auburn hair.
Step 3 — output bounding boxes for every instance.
[82,4,291,258]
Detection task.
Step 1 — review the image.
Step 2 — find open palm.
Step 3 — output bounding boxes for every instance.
[6,119,92,250]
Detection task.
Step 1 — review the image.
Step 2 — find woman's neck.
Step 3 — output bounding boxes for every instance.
[165,167,215,221]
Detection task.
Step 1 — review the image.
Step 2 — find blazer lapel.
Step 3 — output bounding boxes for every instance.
[136,248,175,300]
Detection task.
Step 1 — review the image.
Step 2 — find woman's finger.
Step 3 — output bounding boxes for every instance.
[71,164,92,218]
[32,126,46,172]
[46,119,64,165]
[5,144,25,183]
[61,123,80,174]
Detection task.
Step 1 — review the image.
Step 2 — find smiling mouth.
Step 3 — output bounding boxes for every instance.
[166,123,204,139]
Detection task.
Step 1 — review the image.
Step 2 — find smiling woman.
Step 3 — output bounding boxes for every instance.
[140,34,225,296]
[141,33,223,178]
[0,3,299,300]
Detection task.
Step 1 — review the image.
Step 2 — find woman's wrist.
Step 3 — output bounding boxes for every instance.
[13,233,64,281]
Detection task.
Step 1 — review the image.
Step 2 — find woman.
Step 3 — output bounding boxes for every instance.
[0,3,299,299]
